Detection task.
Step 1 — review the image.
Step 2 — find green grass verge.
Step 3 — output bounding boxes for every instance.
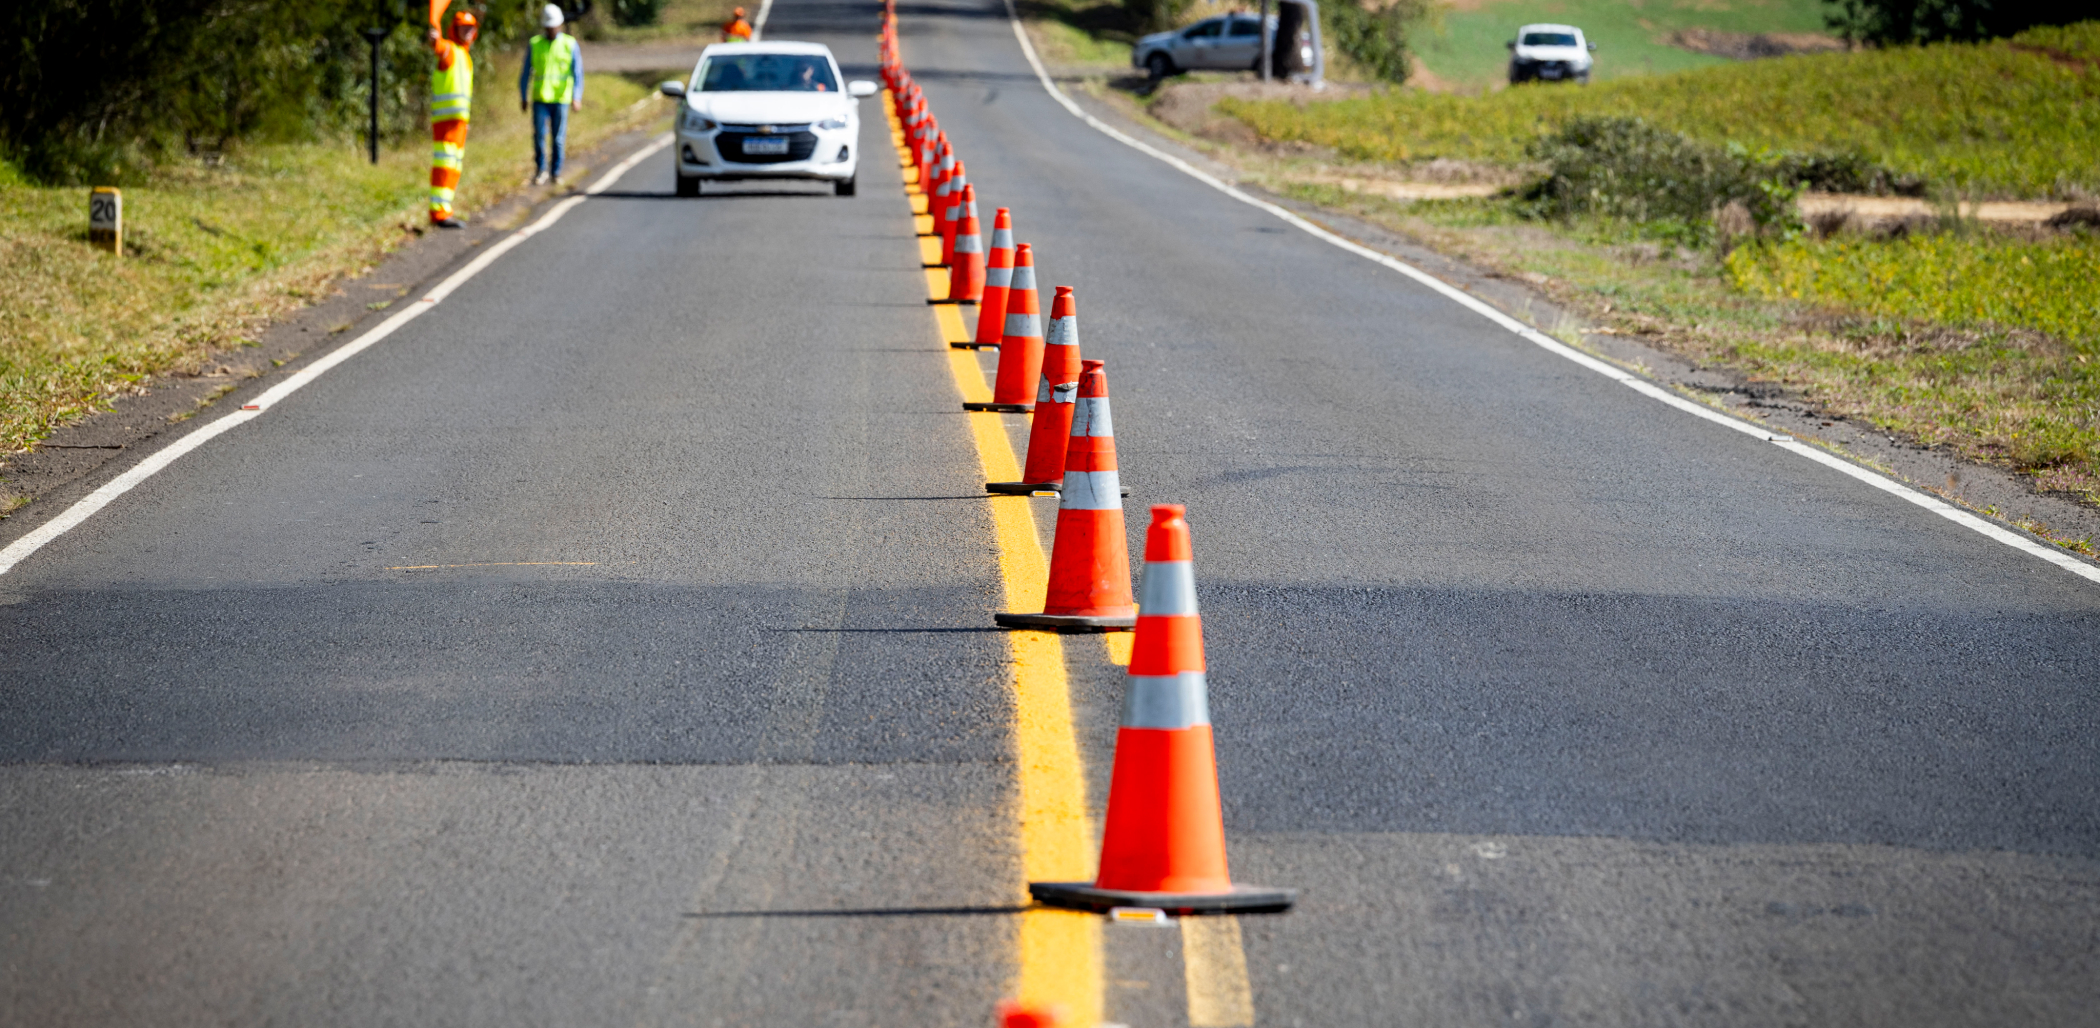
[1222,24,2100,198]
[1276,180,2100,504]
[1412,0,1828,91]
[0,57,665,457]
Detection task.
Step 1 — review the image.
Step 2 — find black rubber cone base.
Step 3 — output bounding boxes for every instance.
[963,402,1033,413]
[995,612,1137,631]
[1030,881,1296,915]
[985,481,1129,497]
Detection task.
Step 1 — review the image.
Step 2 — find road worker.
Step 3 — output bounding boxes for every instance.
[520,3,584,186]
[426,9,478,228]
[721,6,753,42]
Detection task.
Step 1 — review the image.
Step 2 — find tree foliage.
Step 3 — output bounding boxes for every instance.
[0,0,537,183]
[1322,0,1424,84]
[1823,0,2074,45]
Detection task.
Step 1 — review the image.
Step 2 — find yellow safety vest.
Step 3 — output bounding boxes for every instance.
[431,39,474,122]
[527,33,579,105]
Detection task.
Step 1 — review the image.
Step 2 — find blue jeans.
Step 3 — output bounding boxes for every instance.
[532,102,569,176]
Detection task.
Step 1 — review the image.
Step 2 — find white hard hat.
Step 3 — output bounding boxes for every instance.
[540,4,565,27]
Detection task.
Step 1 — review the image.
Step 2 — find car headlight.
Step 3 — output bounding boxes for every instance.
[683,111,717,132]
[817,116,849,131]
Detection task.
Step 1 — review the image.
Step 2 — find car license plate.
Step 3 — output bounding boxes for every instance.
[742,136,790,155]
[1540,67,1563,79]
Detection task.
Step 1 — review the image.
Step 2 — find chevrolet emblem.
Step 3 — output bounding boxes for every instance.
[759,125,779,134]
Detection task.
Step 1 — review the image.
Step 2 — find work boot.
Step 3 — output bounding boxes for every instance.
[531,171,548,185]
[549,173,563,187]
[432,216,468,229]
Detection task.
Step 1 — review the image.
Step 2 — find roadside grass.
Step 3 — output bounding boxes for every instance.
[1411,0,1827,91]
[1220,25,2100,199]
[0,58,666,457]
[1276,181,2100,507]
[1018,0,1147,72]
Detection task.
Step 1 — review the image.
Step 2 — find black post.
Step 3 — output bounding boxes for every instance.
[363,25,390,164]
[1259,0,1273,81]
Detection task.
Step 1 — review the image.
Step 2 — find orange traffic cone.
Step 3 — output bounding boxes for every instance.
[961,208,1014,350]
[939,160,969,266]
[1031,505,1297,913]
[995,359,1136,630]
[987,285,1081,494]
[944,184,985,303]
[965,243,1042,413]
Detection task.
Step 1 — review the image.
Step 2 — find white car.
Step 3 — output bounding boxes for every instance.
[1506,24,1595,84]
[658,42,879,196]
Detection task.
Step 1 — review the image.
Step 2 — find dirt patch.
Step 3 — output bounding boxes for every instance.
[1799,192,2082,231]
[1666,29,1848,60]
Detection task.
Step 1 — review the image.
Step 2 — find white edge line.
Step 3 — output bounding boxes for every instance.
[996,1,2100,587]
[752,0,773,41]
[0,132,675,578]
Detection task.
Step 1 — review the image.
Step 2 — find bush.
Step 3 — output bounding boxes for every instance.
[1123,0,1197,34]
[1323,0,1423,83]
[1824,0,2077,46]
[1,0,537,185]
[608,0,666,27]
[1523,117,1823,237]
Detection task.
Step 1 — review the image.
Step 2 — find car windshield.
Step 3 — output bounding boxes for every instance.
[1522,32,1578,46]
[698,53,837,92]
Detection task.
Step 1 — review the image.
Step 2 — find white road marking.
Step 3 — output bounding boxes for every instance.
[0,134,674,578]
[752,0,773,41]
[998,1,2100,587]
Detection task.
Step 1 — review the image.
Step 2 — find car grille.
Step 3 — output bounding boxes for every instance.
[717,129,819,164]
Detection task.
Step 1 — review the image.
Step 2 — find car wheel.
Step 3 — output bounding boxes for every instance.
[835,176,856,197]
[676,173,700,198]
[1576,71,1591,85]
[1146,52,1176,81]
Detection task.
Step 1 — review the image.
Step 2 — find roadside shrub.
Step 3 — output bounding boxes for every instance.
[1323,0,1424,83]
[609,0,667,27]
[1,0,537,185]
[1520,117,1808,238]
[1123,0,1197,34]
[1823,0,2076,46]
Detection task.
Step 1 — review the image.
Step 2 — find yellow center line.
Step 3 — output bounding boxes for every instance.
[894,92,1103,1027]
[387,561,598,570]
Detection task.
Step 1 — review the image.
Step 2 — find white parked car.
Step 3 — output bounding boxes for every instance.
[1506,24,1595,84]
[658,42,879,196]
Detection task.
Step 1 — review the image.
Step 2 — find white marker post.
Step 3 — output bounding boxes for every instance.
[89,187,121,255]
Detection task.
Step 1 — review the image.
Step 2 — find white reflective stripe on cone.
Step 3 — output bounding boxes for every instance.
[1123,672,1211,729]
[1051,381,1078,403]
[1009,266,1035,290]
[955,234,984,253]
[1070,396,1114,437]
[1004,312,1041,338]
[1060,469,1122,510]
[990,228,1014,249]
[1137,560,1197,616]
[1037,374,1053,403]
[986,266,1012,287]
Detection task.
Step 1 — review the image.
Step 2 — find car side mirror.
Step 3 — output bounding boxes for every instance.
[1587,42,1597,50]
[848,80,878,97]
[1505,40,1515,49]
[659,80,686,97]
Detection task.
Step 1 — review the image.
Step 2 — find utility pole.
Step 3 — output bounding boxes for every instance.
[363,24,390,164]
[1259,0,1273,81]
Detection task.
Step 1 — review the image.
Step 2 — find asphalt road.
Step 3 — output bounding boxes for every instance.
[5,0,2099,1024]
